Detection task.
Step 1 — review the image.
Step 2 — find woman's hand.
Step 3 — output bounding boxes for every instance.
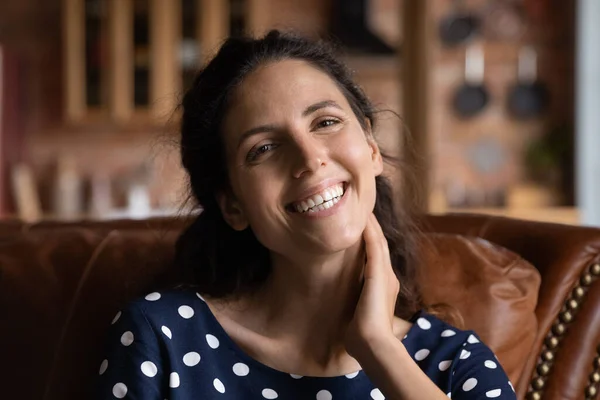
[344,213,401,360]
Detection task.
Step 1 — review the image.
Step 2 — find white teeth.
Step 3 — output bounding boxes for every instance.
[313,194,324,206]
[292,183,346,213]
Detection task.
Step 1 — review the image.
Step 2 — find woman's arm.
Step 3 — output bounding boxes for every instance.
[354,333,450,399]
[345,214,515,399]
[96,301,165,399]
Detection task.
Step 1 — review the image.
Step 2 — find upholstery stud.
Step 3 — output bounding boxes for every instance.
[572,286,585,299]
[559,311,573,323]
[566,299,579,310]
[529,263,600,400]
[528,391,542,400]
[545,336,559,349]
[552,323,565,336]
[581,273,593,286]
[585,385,597,398]
[537,362,551,376]
[542,351,554,362]
[532,377,545,390]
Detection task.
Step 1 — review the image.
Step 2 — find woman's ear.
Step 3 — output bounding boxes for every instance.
[364,118,383,176]
[216,191,249,231]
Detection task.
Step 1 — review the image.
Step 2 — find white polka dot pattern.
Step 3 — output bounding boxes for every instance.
[169,372,180,388]
[206,334,220,349]
[213,378,225,393]
[111,311,121,325]
[98,292,516,399]
[438,360,452,371]
[141,361,158,377]
[486,389,502,398]
[417,317,431,330]
[441,329,456,337]
[463,378,478,391]
[112,383,127,398]
[120,331,134,346]
[161,326,172,339]
[178,305,194,319]
[370,388,385,400]
[467,334,480,344]
[233,362,249,376]
[99,359,108,375]
[262,388,278,398]
[414,349,430,361]
[316,389,332,400]
[145,292,161,301]
[183,352,201,367]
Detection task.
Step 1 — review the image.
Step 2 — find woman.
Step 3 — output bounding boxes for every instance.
[98,31,516,399]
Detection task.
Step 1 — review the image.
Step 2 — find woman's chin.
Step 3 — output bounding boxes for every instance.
[298,229,363,255]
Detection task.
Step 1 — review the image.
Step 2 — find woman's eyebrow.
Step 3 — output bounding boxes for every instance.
[237,124,278,149]
[302,100,342,117]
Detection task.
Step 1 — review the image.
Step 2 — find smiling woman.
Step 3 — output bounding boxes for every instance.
[97,31,517,400]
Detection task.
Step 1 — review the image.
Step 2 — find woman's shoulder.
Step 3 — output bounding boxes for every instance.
[406,311,515,397]
[111,288,212,334]
[405,310,493,359]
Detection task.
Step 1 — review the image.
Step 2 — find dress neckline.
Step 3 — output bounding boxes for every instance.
[193,291,423,381]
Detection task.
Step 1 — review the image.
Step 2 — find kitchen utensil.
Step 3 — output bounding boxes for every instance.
[482,0,526,41]
[439,0,480,46]
[507,46,549,119]
[453,44,489,118]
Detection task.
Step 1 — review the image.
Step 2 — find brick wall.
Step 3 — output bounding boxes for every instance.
[0,0,575,216]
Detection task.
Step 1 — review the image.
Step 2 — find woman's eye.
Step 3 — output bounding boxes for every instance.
[316,118,340,129]
[247,143,276,162]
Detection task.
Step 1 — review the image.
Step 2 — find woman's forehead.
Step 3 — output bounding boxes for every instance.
[225,62,350,131]
[233,60,347,109]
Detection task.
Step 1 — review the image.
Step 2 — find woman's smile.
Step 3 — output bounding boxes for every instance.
[287,181,349,218]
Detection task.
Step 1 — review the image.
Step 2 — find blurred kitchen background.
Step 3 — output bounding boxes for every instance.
[0,0,598,225]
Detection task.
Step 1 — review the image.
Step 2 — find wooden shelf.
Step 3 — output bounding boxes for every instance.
[432,207,579,225]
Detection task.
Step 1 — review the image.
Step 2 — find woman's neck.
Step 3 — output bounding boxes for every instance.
[238,242,365,373]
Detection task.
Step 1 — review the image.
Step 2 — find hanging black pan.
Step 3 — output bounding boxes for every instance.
[439,0,481,46]
[507,46,549,119]
[453,44,489,118]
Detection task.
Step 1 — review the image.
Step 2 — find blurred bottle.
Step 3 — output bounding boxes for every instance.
[89,171,113,218]
[52,154,83,220]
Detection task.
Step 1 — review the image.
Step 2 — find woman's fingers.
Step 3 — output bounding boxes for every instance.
[363,214,382,275]
[363,214,392,280]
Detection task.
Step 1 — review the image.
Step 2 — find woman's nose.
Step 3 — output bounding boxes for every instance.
[290,137,327,178]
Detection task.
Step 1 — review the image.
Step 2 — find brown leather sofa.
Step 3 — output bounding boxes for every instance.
[1,214,599,400]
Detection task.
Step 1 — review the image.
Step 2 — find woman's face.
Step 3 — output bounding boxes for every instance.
[220,60,383,257]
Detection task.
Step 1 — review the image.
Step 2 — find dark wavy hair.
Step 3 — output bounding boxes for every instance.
[175,30,422,320]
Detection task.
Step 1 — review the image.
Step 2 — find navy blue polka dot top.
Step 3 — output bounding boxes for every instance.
[97,289,516,399]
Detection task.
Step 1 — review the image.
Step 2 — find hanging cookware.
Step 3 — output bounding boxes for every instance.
[482,0,526,41]
[453,44,489,118]
[507,46,549,119]
[439,0,481,47]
